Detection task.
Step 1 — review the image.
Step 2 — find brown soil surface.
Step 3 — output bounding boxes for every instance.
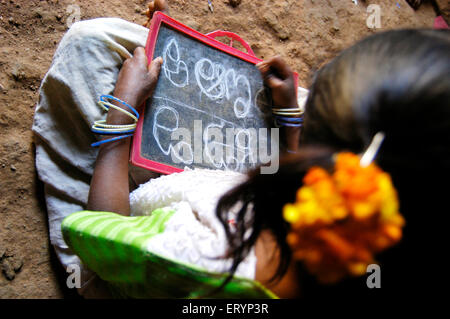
[0,0,441,298]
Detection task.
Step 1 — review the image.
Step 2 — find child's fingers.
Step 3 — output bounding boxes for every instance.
[148,57,163,79]
[257,56,292,85]
[265,74,285,90]
[257,61,281,88]
[133,47,148,65]
[133,47,145,57]
[266,56,291,79]
[256,61,272,79]
[257,62,285,89]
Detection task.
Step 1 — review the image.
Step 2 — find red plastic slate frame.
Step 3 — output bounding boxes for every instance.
[130,11,298,175]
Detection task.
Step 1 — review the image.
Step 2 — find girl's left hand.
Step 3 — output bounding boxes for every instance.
[108,47,163,124]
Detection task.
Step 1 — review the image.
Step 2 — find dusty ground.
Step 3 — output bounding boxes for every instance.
[0,0,441,298]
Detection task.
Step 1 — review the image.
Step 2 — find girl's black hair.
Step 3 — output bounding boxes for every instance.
[216,29,450,297]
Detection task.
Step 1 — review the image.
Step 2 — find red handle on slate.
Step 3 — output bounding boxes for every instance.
[206,30,256,57]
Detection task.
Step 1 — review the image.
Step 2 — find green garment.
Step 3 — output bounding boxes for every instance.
[62,209,277,298]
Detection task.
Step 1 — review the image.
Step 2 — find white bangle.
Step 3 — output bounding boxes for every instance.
[272,107,303,113]
[272,107,303,117]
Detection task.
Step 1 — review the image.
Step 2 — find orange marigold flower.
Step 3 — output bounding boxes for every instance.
[282,152,404,283]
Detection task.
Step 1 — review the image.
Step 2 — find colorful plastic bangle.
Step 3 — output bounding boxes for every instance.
[275,116,303,123]
[91,95,140,147]
[91,128,136,135]
[272,111,303,116]
[90,134,134,147]
[97,101,138,122]
[276,122,303,128]
[100,95,139,119]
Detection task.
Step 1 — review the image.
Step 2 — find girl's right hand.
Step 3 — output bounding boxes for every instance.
[109,47,162,125]
[256,56,298,109]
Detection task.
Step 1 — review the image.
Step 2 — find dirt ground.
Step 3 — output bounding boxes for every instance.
[0,0,443,298]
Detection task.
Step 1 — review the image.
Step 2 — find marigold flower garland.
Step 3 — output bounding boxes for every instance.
[283,152,405,283]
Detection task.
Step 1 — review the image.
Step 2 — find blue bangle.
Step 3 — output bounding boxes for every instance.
[100,95,139,119]
[277,122,303,127]
[275,116,303,123]
[91,134,133,147]
[91,128,136,135]
[275,117,303,127]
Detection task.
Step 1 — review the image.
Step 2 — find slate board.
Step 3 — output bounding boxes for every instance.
[133,21,275,174]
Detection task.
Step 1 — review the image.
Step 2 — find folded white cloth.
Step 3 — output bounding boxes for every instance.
[32,18,151,293]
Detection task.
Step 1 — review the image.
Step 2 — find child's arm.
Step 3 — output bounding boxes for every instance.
[87,48,162,216]
[257,56,301,152]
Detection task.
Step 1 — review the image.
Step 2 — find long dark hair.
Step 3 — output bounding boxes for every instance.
[216,29,450,296]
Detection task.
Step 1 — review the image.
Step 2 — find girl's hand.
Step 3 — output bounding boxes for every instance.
[257,56,300,152]
[88,47,162,216]
[256,56,298,109]
[108,47,163,124]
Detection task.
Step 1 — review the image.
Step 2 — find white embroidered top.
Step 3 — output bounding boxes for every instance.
[129,168,257,279]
